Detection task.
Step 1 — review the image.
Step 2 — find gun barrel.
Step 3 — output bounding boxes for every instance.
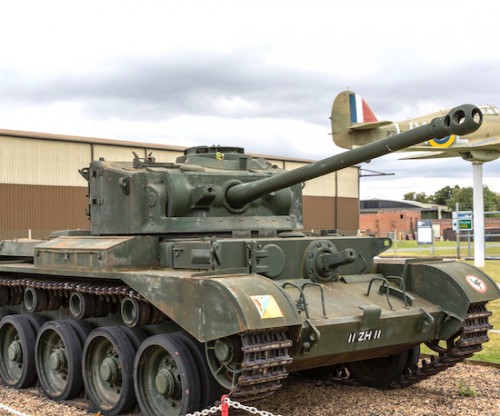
[226,104,482,208]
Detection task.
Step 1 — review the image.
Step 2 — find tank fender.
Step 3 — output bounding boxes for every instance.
[121,272,301,342]
[408,261,500,338]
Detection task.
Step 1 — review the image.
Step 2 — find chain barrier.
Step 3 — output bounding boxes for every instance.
[184,395,283,416]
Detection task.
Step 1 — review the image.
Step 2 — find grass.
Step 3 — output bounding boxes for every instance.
[382,239,500,258]
[457,380,477,397]
[464,260,500,364]
[380,241,500,364]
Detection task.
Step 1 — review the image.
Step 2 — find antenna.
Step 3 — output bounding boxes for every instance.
[359,168,395,177]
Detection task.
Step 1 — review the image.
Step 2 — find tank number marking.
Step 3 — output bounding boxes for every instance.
[347,329,382,343]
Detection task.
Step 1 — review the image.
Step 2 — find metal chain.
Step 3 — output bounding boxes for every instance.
[183,397,283,416]
[183,403,222,416]
[225,397,283,416]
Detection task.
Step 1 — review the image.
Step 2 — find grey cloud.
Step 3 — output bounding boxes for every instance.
[1,52,498,129]
[0,51,339,124]
[355,61,500,117]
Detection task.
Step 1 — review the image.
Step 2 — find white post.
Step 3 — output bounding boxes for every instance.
[472,162,485,267]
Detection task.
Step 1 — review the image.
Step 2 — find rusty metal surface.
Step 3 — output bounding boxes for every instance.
[33,235,159,271]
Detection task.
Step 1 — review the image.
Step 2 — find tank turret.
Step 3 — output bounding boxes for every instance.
[81,104,482,235]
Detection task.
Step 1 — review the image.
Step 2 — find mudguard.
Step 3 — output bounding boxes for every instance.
[122,272,301,342]
[407,261,500,339]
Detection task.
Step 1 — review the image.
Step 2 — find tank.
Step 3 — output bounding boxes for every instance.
[0,104,498,416]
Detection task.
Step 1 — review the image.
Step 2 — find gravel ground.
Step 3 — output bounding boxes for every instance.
[0,362,498,416]
[260,362,500,416]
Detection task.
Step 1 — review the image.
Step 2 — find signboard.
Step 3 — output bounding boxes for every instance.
[459,217,473,230]
[452,212,473,231]
[417,220,433,245]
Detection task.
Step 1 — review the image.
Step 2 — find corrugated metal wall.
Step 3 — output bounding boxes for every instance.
[302,196,359,235]
[0,136,90,186]
[0,184,88,239]
[283,162,359,198]
[93,145,146,162]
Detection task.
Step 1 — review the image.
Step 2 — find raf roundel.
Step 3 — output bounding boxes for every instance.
[428,134,456,148]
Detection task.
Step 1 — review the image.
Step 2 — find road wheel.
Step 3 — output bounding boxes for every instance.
[0,314,37,388]
[82,326,137,415]
[35,320,83,400]
[134,334,201,416]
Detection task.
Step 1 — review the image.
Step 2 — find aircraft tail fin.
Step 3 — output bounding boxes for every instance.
[331,90,392,149]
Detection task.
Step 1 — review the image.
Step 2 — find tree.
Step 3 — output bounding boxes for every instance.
[403,192,416,201]
[448,186,473,210]
[430,185,458,206]
[484,186,500,211]
[404,191,431,203]
[404,185,500,211]
[446,185,500,211]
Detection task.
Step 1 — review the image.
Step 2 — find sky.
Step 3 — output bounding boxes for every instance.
[1,0,499,201]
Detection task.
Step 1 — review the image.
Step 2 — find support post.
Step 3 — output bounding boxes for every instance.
[221,395,229,416]
[472,162,485,267]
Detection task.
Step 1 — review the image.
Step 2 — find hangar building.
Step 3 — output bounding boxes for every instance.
[0,129,360,240]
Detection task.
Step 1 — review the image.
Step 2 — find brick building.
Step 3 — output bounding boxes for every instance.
[359,199,451,239]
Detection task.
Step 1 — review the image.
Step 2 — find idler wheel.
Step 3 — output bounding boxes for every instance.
[70,292,111,319]
[82,326,138,415]
[0,314,37,388]
[205,336,243,390]
[121,297,151,327]
[24,287,48,313]
[69,292,96,319]
[24,288,61,312]
[134,334,201,416]
[35,320,84,400]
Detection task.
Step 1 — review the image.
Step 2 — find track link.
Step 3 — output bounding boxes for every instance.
[0,275,144,300]
[230,329,293,401]
[391,302,493,387]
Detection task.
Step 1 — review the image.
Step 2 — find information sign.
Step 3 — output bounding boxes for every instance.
[417,220,433,245]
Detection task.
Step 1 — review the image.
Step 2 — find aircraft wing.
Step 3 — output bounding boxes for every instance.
[399,151,461,160]
[399,136,500,162]
[349,120,392,131]
[464,136,500,148]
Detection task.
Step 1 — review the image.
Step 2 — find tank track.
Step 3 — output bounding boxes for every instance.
[0,275,144,301]
[231,329,293,401]
[390,302,493,388]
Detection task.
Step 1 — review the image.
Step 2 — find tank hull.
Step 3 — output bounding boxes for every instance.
[1,236,498,369]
